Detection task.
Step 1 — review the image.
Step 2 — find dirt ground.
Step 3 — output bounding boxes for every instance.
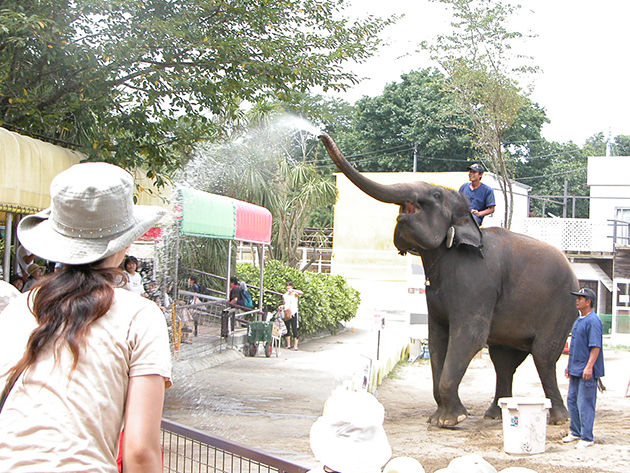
[164,326,630,473]
[377,350,630,473]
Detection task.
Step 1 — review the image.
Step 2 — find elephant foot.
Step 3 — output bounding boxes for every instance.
[483,403,502,420]
[428,406,468,428]
[548,406,569,425]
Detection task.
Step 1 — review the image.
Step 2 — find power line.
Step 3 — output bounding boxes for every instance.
[516,168,586,181]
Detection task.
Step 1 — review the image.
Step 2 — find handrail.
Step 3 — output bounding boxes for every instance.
[161,419,310,473]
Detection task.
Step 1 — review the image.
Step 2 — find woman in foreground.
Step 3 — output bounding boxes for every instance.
[0,162,171,473]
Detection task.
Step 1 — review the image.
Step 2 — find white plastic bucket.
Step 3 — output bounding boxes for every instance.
[498,397,552,454]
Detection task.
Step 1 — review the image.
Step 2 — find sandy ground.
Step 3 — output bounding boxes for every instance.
[164,323,630,473]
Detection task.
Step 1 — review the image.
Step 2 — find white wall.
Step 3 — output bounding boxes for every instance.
[588,156,630,223]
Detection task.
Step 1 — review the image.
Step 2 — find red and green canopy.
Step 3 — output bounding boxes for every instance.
[175,187,272,245]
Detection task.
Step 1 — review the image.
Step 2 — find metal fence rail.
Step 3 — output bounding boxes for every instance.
[161,419,310,473]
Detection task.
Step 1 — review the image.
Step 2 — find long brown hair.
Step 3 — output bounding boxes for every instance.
[2,262,124,401]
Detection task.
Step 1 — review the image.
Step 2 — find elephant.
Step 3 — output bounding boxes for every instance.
[319,132,579,427]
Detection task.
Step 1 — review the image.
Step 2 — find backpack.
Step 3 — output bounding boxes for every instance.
[243,289,253,308]
[238,281,254,308]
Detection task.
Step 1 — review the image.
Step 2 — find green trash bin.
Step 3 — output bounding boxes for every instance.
[247,321,274,357]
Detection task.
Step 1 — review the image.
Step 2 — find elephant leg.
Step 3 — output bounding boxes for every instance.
[531,341,570,424]
[431,331,488,427]
[485,345,529,419]
[427,318,449,424]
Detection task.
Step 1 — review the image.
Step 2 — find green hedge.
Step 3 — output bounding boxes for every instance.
[237,260,361,336]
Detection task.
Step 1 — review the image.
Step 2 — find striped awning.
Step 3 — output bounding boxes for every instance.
[175,187,272,245]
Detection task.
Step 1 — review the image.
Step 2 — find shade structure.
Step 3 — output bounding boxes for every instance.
[176,186,272,245]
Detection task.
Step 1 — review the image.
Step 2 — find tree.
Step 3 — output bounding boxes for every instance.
[615,135,630,156]
[582,133,607,157]
[0,0,391,184]
[514,140,589,218]
[350,68,477,172]
[422,0,538,229]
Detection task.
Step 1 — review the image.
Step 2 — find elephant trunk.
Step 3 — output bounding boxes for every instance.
[319,132,408,205]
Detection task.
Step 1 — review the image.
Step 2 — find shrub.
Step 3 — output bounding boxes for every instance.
[237,260,360,335]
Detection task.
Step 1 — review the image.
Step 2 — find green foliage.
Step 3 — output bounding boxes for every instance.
[615,135,630,156]
[165,233,232,294]
[513,140,589,218]
[0,0,391,184]
[237,260,360,336]
[181,97,338,267]
[350,69,477,172]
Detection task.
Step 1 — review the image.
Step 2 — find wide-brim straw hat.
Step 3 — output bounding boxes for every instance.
[26,263,44,277]
[309,389,392,473]
[383,456,426,473]
[18,162,165,265]
[434,455,497,473]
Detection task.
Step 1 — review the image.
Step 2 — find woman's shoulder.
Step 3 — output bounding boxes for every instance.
[113,288,160,313]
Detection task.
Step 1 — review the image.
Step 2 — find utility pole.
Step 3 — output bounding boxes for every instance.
[413,144,418,172]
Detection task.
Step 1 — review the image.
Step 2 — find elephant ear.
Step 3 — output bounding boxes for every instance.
[447,213,483,252]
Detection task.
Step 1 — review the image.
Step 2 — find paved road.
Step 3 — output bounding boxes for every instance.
[163,314,412,467]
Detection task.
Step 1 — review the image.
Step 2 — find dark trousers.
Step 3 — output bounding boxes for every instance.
[284,313,299,339]
[568,375,598,442]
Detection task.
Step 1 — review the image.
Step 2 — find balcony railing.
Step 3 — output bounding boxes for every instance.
[517,218,630,254]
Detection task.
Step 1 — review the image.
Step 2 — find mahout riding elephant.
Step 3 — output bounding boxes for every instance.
[319,133,578,427]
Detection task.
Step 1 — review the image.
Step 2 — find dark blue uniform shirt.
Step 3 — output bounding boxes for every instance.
[459,182,496,225]
[568,311,605,378]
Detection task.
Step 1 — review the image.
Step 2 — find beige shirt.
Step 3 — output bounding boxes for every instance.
[0,288,172,472]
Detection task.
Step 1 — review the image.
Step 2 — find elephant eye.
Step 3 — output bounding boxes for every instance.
[433,192,442,200]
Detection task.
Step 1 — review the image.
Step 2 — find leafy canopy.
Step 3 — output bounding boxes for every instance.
[0,0,391,183]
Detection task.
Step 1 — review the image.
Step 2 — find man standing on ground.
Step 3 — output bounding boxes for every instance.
[563,287,605,449]
[459,163,496,226]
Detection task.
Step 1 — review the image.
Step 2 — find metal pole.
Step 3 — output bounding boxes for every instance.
[258,244,265,311]
[173,231,180,301]
[3,212,13,281]
[562,181,569,218]
[413,144,418,172]
[226,240,232,299]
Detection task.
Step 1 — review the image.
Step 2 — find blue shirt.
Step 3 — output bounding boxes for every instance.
[459,182,496,225]
[568,311,605,378]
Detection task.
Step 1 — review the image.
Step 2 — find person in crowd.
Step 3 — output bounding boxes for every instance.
[22,263,45,292]
[122,255,145,296]
[0,162,170,472]
[15,244,35,277]
[188,274,201,305]
[563,287,605,449]
[281,281,303,351]
[229,276,242,306]
[307,388,392,473]
[9,275,24,292]
[459,163,496,226]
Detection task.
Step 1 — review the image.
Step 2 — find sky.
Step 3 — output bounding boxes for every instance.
[334,0,630,145]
